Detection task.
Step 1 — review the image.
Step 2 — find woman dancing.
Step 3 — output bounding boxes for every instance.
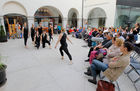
[55,28,73,64]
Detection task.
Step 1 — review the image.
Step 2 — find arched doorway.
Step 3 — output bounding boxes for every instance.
[88,8,106,28]
[3,14,27,37]
[2,1,28,38]
[34,6,63,28]
[68,8,79,28]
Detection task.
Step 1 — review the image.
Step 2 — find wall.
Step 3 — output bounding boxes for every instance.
[0,0,83,29]
[84,0,117,28]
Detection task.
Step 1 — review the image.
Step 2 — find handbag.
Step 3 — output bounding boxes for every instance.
[96,80,115,91]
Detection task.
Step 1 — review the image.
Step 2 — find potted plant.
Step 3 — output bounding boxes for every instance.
[0,55,7,87]
[0,25,7,42]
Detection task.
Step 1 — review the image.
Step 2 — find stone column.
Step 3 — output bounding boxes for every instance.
[27,16,34,30]
[62,17,68,29]
[0,16,6,33]
[78,18,82,28]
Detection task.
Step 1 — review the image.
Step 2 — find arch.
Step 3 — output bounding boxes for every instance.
[34,6,63,27]
[34,6,63,18]
[2,1,27,16]
[68,8,79,28]
[68,8,79,18]
[87,7,107,28]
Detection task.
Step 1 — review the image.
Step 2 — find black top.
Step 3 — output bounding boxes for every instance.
[36,35,40,43]
[24,27,28,38]
[48,28,52,35]
[31,27,35,37]
[133,28,140,35]
[60,33,67,47]
[38,27,42,35]
[92,31,98,37]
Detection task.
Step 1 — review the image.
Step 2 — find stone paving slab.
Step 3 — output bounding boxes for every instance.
[0,35,136,91]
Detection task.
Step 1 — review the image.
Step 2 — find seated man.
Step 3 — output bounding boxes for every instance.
[87,42,133,84]
[75,27,83,38]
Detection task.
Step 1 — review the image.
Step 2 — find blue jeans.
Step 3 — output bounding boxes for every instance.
[91,59,108,78]
[134,35,138,41]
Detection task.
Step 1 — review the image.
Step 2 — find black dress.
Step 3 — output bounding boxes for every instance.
[31,27,35,41]
[35,35,40,49]
[23,27,28,46]
[38,27,42,35]
[48,28,53,42]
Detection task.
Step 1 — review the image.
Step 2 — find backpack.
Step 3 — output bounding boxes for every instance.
[89,49,107,64]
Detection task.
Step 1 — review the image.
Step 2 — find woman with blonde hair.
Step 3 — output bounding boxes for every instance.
[103,38,124,64]
[55,28,73,64]
[88,42,133,84]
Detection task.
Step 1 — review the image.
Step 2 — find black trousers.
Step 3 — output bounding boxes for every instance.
[35,41,40,49]
[59,46,72,60]
[24,37,28,46]
[88,47,94,57]
[42,40,50,48]
[31,35,34,42]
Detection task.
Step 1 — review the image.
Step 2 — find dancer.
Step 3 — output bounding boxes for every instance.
[55,28,73,64]
[48,24,53,42]
[22,22,29,48]
[41,30,51,48]
[34,31,40,49]
[31,24,35,43]
[38,23,43,35]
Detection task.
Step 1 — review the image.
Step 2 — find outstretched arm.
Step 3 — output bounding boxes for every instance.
[55,33,63,48]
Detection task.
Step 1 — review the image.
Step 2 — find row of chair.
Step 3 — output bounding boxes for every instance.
[124,46,140,91]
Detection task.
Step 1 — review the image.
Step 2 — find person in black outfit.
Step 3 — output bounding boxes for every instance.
[31,24,35,43]
[55,28,73,64]
[133,23,140,42]
[41,30,51,48]
[38,23,43,35]
[34,31,40,49]
[48,25,53,42]
[22,22,29,48]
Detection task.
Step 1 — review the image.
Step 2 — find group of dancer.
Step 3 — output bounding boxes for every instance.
[22,22,53,49]
[22,22,73,64]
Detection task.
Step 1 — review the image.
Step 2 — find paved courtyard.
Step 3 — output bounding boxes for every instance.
[0,35,136,91]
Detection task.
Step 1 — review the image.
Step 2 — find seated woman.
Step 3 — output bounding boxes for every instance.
[103,38,124,64]
[88,42,133,84]
[84,38,121,76]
